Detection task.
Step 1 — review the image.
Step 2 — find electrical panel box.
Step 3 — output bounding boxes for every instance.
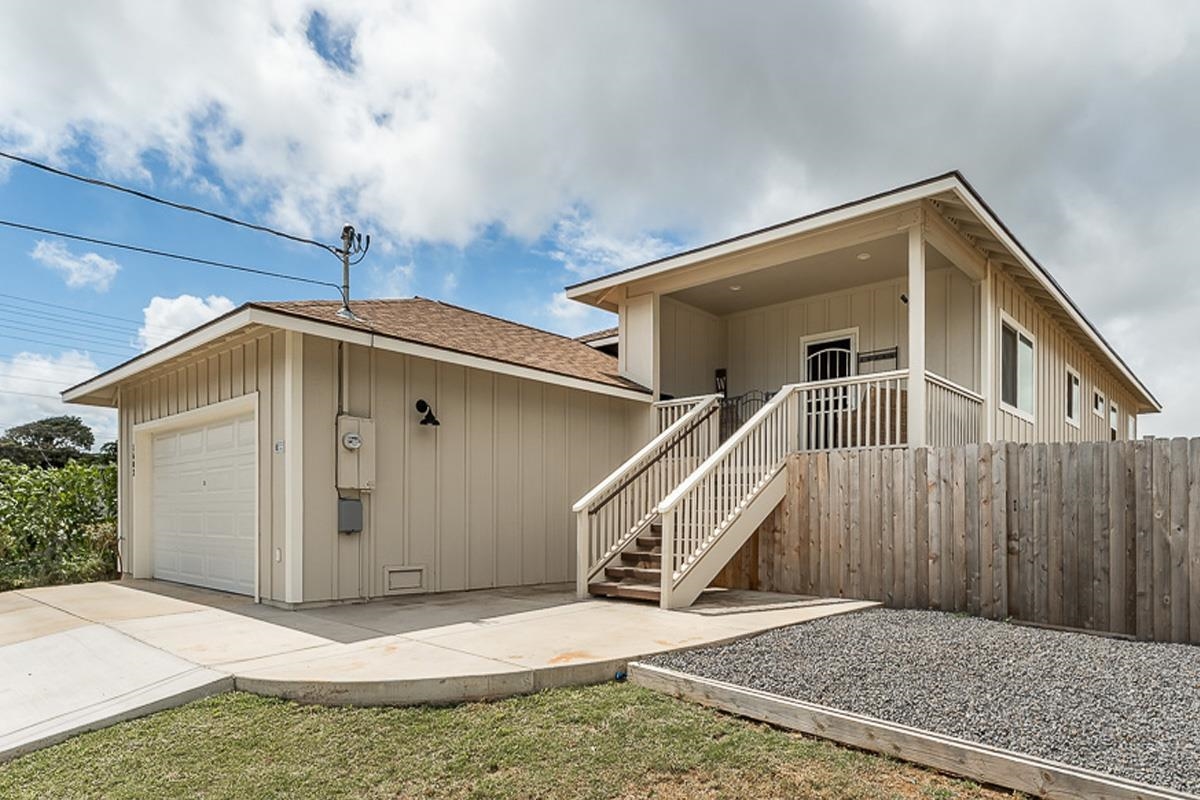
[338,497,363,534]
[336,415,376,490]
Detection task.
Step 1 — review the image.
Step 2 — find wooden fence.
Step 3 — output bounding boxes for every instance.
[715,439,1200,644]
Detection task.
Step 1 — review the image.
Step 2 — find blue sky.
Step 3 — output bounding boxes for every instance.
[1,1,1198,442]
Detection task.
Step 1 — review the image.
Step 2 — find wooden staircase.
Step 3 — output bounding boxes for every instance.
[587,522,662,602]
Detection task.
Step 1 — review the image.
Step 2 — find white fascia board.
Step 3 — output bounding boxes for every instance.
[564,176,961,300]
[61,308,256,404]
[950,187,1162,412]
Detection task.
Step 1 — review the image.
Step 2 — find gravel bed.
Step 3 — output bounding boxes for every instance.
[646,609,1200,793]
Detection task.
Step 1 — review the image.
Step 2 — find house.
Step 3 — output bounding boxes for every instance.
[64,171,1159,610]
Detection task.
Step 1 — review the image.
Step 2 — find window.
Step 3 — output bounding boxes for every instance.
[1065,367,1081,427]
[1127,414,1137,440]
[1000,316,1035,418]
[1110,402,1119,441]
[1093,390,1106,419]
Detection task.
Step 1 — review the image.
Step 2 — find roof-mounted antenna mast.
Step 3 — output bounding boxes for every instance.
[336,223,371,320]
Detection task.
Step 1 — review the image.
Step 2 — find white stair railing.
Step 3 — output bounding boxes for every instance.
[657,385,799,607]
[573,394,721,597]
[656,371,913,608]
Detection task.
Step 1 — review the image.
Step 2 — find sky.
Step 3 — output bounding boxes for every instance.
[0,0,1198,444]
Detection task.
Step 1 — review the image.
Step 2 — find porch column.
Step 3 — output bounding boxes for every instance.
[907,221,926,447]
[981,260,995,442]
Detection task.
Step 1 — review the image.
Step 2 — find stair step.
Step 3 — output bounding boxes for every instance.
[588,580,661,602]
[620,549,662,567]
[636,534,662,549]
[604,564,661,582]
[649,522,662,534]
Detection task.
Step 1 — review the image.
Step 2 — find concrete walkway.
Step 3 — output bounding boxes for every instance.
[0,580,876,761]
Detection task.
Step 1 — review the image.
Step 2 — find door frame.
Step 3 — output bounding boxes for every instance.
[131,392,261,601]
[799,327,860,382]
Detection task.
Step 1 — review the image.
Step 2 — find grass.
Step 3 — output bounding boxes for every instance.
[0,684,1017,799]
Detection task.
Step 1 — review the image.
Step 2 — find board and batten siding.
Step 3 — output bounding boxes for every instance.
[659,296,725,398]
[719,269,979,398]
[299,337,655,602]
[991,269,1138,443]
[117,328,287,601]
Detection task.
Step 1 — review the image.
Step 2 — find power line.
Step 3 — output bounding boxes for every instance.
[0,333,131,359]
[0,321,139,351]
[0,293,186,337]
[0,388,64,400]
[0,373,91,386]
[0,218,342,293]
[0,150,340,257]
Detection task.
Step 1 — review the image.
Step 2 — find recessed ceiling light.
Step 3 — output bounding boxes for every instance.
[729,285,742,291]
[856,252,871,261]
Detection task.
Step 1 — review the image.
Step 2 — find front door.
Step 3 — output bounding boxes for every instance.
[804,335,855,448]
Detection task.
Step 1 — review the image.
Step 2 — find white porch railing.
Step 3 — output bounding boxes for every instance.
[654,394,712,433]
[926,373,984,447]
[796,370,909,451]
[573,394,721,596]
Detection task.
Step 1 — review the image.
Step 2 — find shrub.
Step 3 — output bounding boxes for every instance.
[0,459,118,591]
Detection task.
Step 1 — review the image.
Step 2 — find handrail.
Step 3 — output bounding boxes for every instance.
[572,394,720,513]
[654,393,718,408]
[925,371,984,403]
[591,404,720,513]
[658,384,800,514]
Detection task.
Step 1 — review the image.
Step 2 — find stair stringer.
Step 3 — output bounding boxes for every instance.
[660,467,788,610]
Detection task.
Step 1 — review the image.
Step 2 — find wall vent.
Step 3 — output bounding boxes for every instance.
[382,565,425,595]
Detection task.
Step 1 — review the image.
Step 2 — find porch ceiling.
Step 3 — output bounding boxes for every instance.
[667,233,954,315]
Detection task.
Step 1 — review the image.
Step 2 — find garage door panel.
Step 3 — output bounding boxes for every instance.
[152,412,256,596]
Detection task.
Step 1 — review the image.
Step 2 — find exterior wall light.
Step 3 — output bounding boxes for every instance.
[415,399,440,426]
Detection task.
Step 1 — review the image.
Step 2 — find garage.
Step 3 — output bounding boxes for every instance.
[150,413,256,595]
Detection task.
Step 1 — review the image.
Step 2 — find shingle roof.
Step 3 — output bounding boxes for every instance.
[574,326,618,343]
[254,298,645,393]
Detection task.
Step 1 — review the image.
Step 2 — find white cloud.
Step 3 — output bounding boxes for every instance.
[30,240,120,291]
[138,294,235,351]
[2,1,1200,429]
[544,291,614,338]
[0,351,116,445]
[546,210,675,279]
[366,262,416,298]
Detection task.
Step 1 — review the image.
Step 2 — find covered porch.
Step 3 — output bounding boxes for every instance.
[649,204,991,449]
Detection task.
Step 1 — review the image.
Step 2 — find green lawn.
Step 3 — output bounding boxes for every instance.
[0,684,1014,799]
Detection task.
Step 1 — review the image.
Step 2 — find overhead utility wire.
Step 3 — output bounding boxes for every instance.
[0,388,63,400]
[0,150,339,257]
[0,321,139,351]
[0,219,342,293]
[0,333,132,359]
[0,293,187,337]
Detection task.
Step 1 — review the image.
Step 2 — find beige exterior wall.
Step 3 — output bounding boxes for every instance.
[990,269,1139,443]
[659,296,725,398]
[299,337,653,602]
[115,327,653,605]
[663,269,979,399]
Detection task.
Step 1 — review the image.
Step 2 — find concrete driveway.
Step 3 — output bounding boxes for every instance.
[0,580,875,761]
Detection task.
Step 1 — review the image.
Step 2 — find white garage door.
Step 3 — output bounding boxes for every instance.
[152,413,256,595]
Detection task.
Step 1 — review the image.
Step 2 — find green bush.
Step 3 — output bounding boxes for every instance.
[0,459,118,591]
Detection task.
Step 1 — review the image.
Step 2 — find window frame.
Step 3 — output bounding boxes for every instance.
[1127,413,1137,440]
[1065,365,1081,429]
[998,311,1036,423]
[1109,400,1120,441]
[1092,388,1106,419]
